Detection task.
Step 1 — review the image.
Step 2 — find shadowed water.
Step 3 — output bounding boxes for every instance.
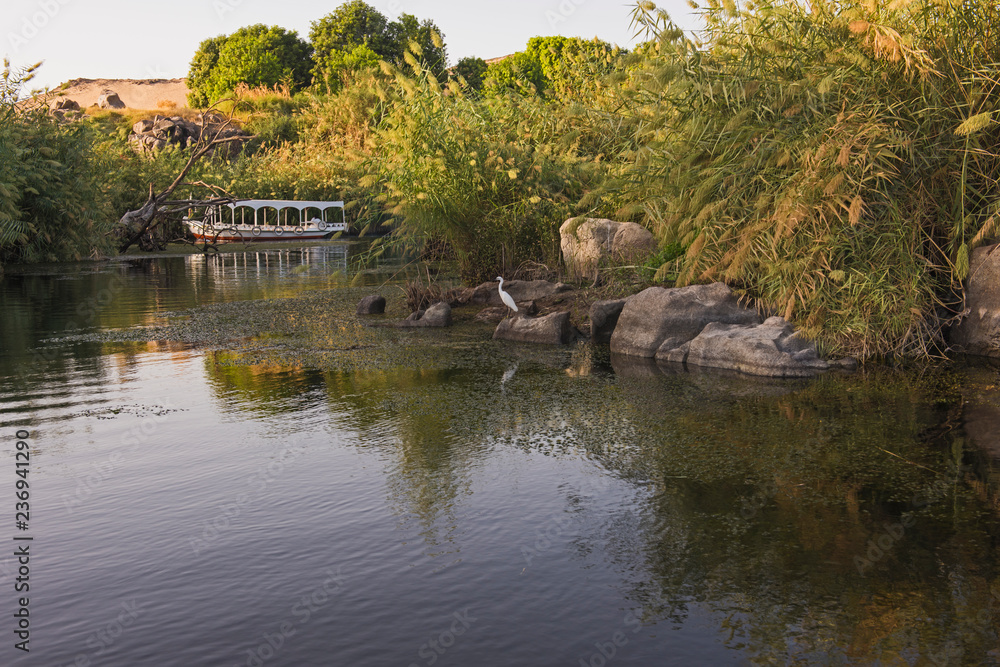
[1,245,1000,666]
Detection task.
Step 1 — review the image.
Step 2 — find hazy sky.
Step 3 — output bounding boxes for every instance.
[4,0,701,92]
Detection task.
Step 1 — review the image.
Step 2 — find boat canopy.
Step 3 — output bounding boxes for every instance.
[226,199,344,212]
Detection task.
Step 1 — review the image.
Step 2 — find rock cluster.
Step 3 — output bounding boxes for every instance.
[610,283,760,358]
[357,279,849,378]
[458,279,572,309]
[608,283,837,377]
[127,113,251,157]
[48,97,82,120]
[560,218,657,281]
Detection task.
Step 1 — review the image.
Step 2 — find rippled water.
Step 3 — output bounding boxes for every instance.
[2,245,1000,666]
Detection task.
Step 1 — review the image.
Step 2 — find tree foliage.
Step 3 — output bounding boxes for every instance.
[310,2,447,84]
[186,25,312,107]
[452,56,487,92]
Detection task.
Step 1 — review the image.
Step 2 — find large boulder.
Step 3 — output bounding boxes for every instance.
[660,316,829,378]
[98,90,125,109]
[560,218,657,281]
[590,299,626,344]
[951,244,1000,356]
[460,279,572,308]
[610,283,760,358]
[494,312,573,345]
[397,301,452,328]
[356,295,386,315]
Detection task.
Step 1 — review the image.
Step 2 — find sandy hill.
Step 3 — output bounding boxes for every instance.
[49,78,191,110]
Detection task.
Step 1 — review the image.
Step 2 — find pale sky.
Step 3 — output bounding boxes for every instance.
[4,0,701,92]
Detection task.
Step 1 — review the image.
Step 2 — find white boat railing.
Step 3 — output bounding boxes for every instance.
[200,199,348,229]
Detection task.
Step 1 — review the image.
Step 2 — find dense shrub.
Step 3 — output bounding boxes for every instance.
[610,0,1000,359]
[0,64,115,268]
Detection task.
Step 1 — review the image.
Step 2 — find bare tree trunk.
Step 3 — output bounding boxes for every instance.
[115,112,246,254]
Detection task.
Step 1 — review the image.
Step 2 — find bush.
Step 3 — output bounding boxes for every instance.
[0,63,115,268]
[365,57,607,282]
[613,0,1000,359]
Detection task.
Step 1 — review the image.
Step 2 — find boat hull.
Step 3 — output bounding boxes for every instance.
[184,220,346,243]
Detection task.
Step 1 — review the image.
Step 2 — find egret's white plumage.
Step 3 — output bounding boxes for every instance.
[496,276,518,314]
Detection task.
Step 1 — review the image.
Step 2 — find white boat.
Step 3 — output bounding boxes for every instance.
[184,199,348,242]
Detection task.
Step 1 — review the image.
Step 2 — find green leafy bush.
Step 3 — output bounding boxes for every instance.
[0,63,115,268]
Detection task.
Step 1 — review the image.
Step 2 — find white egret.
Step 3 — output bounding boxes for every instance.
[496,276,518,316]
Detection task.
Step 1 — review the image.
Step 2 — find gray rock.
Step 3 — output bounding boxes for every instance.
[560,218,657,280]
[493,312,572,345]
[397,301,452,328]
[951,244,1000,356]
[590,299,626,343]
[97,90,125,109]
[610,283,760,358]
[51,98,80,111]
[661,316,829,377]
[132,119,153,134]
[462,279,572,308]
[356,295,386,315]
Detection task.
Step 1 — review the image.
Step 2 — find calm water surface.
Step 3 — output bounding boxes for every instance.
[2,244,1000,666]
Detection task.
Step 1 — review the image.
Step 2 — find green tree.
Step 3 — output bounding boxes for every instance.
[452,56,487,91]
[186,35,226,107]
[525,36,627,98]
[482,52,546,97]
[186,25,312,106]
[310,2,448,84]
[315,44,381,94]
[309,0,395,82]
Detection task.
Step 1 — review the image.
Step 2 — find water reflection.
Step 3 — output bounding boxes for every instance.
[207,344,1000,662]
[3,252,1000,665]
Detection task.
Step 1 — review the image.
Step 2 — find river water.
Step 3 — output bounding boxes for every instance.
[1,244,1000,666]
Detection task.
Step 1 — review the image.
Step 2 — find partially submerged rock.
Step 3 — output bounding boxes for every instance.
[952,243,1000,357]
[610,283,760,358]
[590,299,626,344]
[660,316,829,378]
[356,295,386,315]
[560,218,657,281]
[397,301,452,328]
[494,312,572,345]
